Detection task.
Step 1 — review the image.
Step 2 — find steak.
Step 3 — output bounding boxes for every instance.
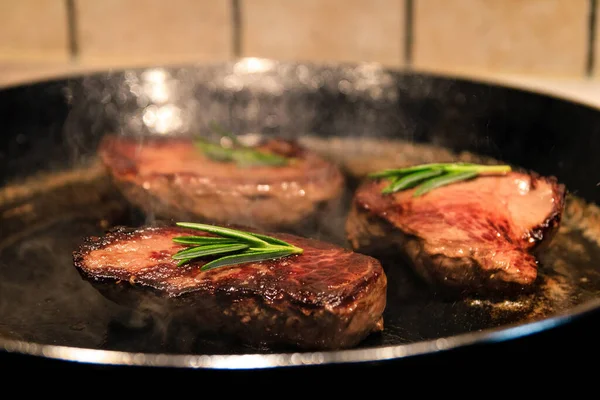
[98,135,345,231]
[73,225,386,350]
[346,172,566,295]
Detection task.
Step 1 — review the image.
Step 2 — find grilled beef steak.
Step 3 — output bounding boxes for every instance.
[73,225,386,350]
[346,172,566,295]
[98,135,345,231]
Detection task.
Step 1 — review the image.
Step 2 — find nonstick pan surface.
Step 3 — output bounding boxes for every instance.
[1,59,600,370]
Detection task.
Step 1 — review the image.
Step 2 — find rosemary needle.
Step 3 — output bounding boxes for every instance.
[172,222,303,270]
[194,122,289,167]
[369,162,512,196]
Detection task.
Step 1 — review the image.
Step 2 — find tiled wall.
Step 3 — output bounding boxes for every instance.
[0,0,595,78]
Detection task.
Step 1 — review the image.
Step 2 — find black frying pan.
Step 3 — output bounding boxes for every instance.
[1,59,599,374]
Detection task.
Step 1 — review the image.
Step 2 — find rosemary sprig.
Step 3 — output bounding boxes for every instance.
[194,122,289,167]
[172,222,303,270]
[368,162,512,196]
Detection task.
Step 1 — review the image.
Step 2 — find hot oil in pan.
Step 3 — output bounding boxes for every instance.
[1,138,599,354]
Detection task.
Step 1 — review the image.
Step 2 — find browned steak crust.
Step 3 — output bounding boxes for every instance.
[346,172,566,296]
[98,135,345,230]
[73,225,386,350]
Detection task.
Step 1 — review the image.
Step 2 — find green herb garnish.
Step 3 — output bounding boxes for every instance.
[369,162,512,196]
[172,222,303,270]
[194,121,289,167]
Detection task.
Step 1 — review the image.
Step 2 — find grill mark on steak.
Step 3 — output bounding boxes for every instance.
[98,135,345,231]
[346,172,566,296]
[73,225,386,350]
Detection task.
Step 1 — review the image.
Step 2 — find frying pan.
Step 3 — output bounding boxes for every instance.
[1,59,600,373]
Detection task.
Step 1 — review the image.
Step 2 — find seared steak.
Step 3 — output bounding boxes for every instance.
[98,135,345,231]
[73,225,386,350]
[346,172,566,295]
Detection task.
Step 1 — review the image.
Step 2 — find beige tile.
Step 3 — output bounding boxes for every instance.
[76,0,232,64]
[242,0,404,67]
[0,1,69,62]
[413,0,588,77]
[0,61,78,88]
[594,1,600,78]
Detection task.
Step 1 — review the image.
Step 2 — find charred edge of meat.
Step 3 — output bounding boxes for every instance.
[346,198,542,298]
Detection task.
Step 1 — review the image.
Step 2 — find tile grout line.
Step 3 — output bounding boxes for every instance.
[231,0,242,58]
[587,0,597,77]
[404,0,414,68]
[65,0,79,62]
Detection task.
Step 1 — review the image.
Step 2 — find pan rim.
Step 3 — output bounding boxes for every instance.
[1,57,599,113]
[1,296,598,369]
